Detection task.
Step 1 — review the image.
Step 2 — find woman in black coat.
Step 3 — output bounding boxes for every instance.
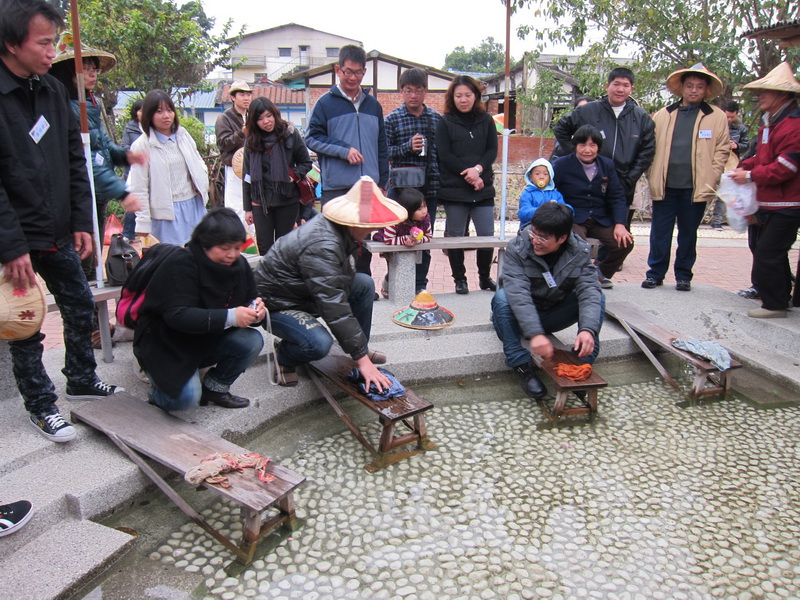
[133,208,265,410]
[435,75,498,294]
[242,98,312,254]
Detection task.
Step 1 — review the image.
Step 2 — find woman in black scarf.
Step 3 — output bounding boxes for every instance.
[133,208,265,411]
[242,98,312,254]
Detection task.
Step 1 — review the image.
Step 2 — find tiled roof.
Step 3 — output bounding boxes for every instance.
[220,83,305,105]
[743,19,800,40]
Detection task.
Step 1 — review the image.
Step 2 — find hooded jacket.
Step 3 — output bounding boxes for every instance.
[499,225,603,339]
[254,214,369,360]
[518,158,568,226]
[738,100,800,211]
[647,101,729,203]
[553,96,655,198]
[0,65,93,264]
[305,86,389,191]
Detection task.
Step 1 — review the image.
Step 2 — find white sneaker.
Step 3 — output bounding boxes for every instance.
[29,410,76,442]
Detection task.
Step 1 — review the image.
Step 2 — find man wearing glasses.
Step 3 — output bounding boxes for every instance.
[384,67,442,291]
[306,45,389,205]
[490,203,604,401]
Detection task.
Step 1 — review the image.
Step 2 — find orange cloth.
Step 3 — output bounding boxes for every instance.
[555,363,593,381]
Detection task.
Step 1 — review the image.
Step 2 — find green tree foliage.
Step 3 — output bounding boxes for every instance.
[444,37,511,73]
[68,0,243,106]
[516,0,799,108]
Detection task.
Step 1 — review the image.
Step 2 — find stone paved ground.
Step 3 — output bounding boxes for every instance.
[121,373,800,600]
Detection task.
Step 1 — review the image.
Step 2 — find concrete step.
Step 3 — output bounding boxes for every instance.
[0,518,134,600]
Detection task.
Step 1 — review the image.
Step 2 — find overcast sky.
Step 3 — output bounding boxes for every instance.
[200,0,543,69]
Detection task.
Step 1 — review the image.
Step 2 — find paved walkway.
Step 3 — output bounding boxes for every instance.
[40,222,797,352]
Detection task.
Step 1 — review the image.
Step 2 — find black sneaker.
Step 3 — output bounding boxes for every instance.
[514,361,547,400]
[641,278,663,289]
[29,410,76,442]
[0,500,34,537]
[65,380,124,401]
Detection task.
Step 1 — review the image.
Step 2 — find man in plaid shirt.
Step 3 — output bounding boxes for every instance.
[385,68,442,290]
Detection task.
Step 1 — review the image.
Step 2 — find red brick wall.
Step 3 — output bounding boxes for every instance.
[307,88,446,116]
[497,136,555,167]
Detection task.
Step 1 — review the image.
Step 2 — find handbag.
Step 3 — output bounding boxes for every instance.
[288,169,316,206]
[105,233,141,286]
[391,166,425,189]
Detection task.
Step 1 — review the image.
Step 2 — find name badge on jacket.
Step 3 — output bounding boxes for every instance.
[698,129,712,139]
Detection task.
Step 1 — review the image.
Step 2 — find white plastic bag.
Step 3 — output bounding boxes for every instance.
[716,173,757,233]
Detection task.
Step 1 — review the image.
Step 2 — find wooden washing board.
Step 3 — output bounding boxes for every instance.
[308,354,435,472]
[72,393,305,566]
[606,301,742,399]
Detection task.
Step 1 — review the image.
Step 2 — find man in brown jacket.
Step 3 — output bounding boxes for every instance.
[643,64,729,292]
[215,80,251,225]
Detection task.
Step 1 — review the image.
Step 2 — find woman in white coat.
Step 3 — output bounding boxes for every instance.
[130,89,208,245]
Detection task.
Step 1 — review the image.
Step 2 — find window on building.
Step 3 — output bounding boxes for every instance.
[326,47,339,58]
[299,45,309,52]
[279,47,291,57]
[254,72,269,82]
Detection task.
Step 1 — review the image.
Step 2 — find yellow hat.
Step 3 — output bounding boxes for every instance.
[392,291,455,330]
[666,63,723,100]
[229,80,252,95]
[53,32,116,73]
[742,62,800,94]
[323,177,406,228]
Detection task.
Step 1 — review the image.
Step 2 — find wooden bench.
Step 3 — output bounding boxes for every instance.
[364,235,510,303]
[307,354,435,472]
[606,301,742,399]
[530,337,608,422]
[46,283,121,364]
[71,393,305,566]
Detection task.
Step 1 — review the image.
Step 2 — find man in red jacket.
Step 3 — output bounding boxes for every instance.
[731,63,800,319]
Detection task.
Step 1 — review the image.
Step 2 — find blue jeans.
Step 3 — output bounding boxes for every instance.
[269,273,375,367]
[9,242,97,414]
[122,211,136,240]
[490,288,604,368]
[646,188,706,282]
[148,327,264,411]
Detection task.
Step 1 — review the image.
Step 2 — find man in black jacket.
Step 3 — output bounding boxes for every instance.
[0,0,123,443]
[553,67,655,226]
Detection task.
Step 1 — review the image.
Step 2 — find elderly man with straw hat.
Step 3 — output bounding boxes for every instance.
[643,63,730,292]
[729,63,800,319]
[254,176,406,391]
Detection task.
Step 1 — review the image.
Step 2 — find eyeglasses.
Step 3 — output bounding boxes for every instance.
[340,67,366,78]
[83,67,101,75]
[528,230,552,244]
[402,88,426,96]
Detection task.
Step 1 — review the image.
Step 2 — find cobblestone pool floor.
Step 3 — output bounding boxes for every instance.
[130,374,800,600]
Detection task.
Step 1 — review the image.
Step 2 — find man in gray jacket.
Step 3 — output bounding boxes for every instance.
[490,203,604,400]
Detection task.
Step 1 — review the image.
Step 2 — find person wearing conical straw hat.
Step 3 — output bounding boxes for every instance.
[49,33,146,275]
[643,63,730,293]
[254,176,406,391]
[728,62,800,319]
[0,0,125,444]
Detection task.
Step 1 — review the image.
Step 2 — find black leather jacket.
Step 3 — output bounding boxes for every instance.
[553,97,655,198]
[254,215,368,360]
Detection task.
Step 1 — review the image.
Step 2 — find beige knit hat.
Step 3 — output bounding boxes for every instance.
[742,62,800,94]
[666,63,724,100]
[53,32,117,73]
[322,177,407,228]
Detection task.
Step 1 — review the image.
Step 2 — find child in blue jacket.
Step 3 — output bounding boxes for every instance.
[517,158,569,228]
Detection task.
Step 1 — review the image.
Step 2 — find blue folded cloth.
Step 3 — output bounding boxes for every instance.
[347,367,406,401]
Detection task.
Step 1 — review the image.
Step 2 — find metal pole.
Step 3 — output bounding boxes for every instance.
[499,0,513,241]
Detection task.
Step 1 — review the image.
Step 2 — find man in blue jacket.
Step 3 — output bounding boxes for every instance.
[0,0,123,443]
[305,45,389,204]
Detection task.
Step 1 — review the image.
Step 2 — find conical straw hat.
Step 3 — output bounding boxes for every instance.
[323,176,406,228]
[53,32,117,73]
[742,62,800,94]
[0,270,47,341]
[666,62,724,100]
[392,290,455,330]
